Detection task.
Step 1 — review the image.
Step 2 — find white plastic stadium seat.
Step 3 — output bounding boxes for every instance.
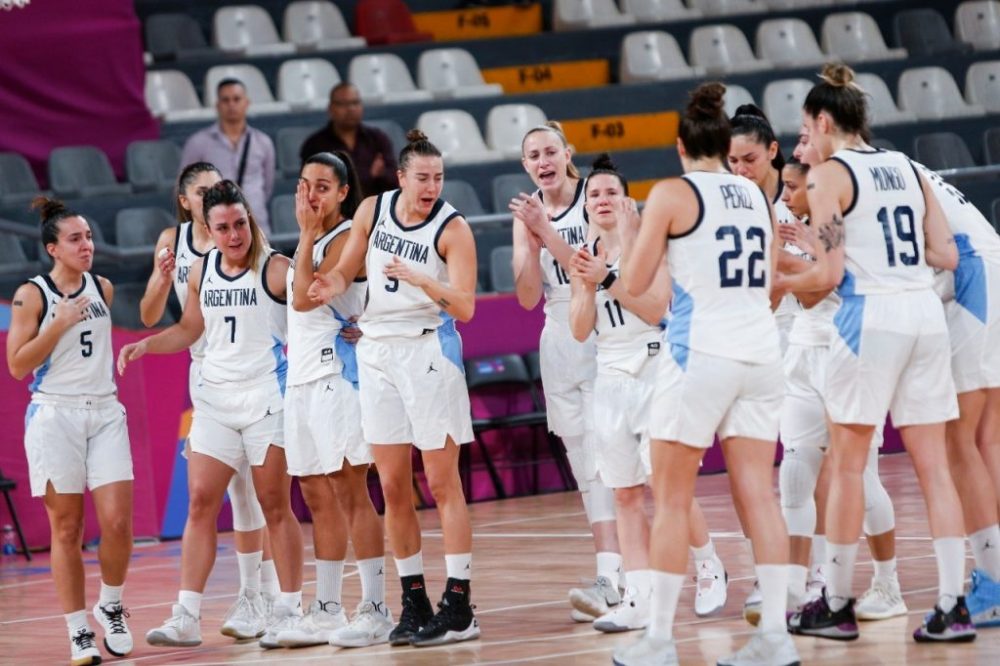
[277,58,342,111]
[204,64,292,115]
[486,104,548,159]
[283,1,366,51]
[417,48,504,100]
[898,66,987,120]
[417,110,503,165]
[213,5,296,56]
[821,12,906,62]
[689,0,768,16]
[348,53,434,105]
[956,1,1000,51]
[756,19,826,69]
[854,72,916,126]
[690,24,771,75]
[723,84,755,118]
[144,70,216,123]
[553,0,637,32]
[966,60,1000,112]
[766,0,834,8]
[620,31,705,83]
[621,0,701,22]
[762,79,813,137]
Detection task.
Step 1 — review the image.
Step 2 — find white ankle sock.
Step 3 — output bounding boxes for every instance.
[933,537,965,613]
[357,556,387,605]
[826,542,858,611]
[872,557,898,584]
[690,540,716,563]
[236,550,262,594]
[99,582,123,606]
[625,569,653,598]
[811,535,827,569]
[278,590,303,614]
[178,590,202,618]
[315,559,344,606]
[596,551,623,589]
[394,551,424,578]
[647,571,684,640]
[756,564,789,633]
[445,553,472,580]
[969,525,1000,580]
[260,559,280,597]
[788,564,808,604]
[65,609,89,636]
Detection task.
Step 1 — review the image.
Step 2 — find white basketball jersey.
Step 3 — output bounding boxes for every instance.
[286,221,366,386]
[912,161,1000,264]
[172,222,209,361]
[198,249,287,387]
[773,190,803,327]
[539,179,589,323]
[786,217,841,348]
[590,239,665,375]
[360,190,460,340]
[27,273,115,397]
[667,171,779,365]
[831,148,932,295]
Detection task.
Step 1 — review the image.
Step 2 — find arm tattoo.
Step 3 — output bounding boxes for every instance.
[437,297,451,308]
[12,299,23,306]
[817,213,845,253]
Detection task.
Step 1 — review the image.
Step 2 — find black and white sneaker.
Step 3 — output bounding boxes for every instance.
[913,596,977,643]
[410,578,480,647]
[92,601,133,657]
[790,590,859,641]
[69,627,102,666]
[389,577,434,647]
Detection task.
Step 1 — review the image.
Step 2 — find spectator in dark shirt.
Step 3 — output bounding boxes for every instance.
[299,83,398,197]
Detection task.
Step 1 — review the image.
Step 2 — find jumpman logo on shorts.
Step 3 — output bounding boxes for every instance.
[427,362,438,374]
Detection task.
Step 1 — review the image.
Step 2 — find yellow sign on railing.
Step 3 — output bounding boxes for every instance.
[559,111,680,153]
[412,4,542,42]
[482,59,611,94]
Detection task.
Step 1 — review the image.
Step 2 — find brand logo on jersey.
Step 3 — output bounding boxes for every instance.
[720,184,754,211]
[202,287,258,307]
[427,362,438,374]
[371,228,430,265]
[870,166,907,192]
[647,342,660,357]
[321,347,334,364]
[556,224,586,247]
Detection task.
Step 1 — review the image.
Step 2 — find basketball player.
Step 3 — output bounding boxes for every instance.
[614,82,798,666]
[783,64,972,643]
[118,181,306,648]
[277,152,394,648]
[308,130,479,647]
[139,162,277,640]
[510,122,624,622]
[7,198,134,665]
[568,155,728,633]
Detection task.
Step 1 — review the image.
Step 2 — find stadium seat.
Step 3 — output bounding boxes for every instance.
[767,0,833,8]
[620,31,705,83]
[144,70,216,123]
[898,67,986,120]
[276,126,314,177]
[213,5,296,56]
[869,137,896,152]
[0,152,46,206]
[489,246,515,293]
[689,0,767,16]
[111,282,174,328]
[492,173,536,212]
[762,79,813,136]
[756,19,826,69]
[723,84,755,118]
[553,0,637,31]
[854,73,917,126]
[48,146,131,199]
[913,132,976,171]
[965,60,1000,112]
[956,1,1000,51]
[442,180,485,217]
[125,140,181,193]
[992,198,1000,231]
[144,13,216,61]
[283,1,366,51]
[417,110,503,165]
[690,24,771,75]
[821,12,906,62]
[367,118,408,156]
[269,194,298,235]
[277,58,341,111]
[0,233,39,277]
[355,0,433,45]
[622,0,701,22]
[893,8,971,57]
[486,104,548,159]
[115,207,176,249]
[983,127,1000,164]
[348,54,434,105]
[204,64,292,115]
[417,49,504,100]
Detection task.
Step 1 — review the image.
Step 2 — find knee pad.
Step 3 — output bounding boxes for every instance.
[228,467,266,532]
[779,447,824,537]
[563,435,597,485]
[585,477,617,524]
[862,452,895,536]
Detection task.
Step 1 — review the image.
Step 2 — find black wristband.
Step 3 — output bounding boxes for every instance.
[600,272,617,290]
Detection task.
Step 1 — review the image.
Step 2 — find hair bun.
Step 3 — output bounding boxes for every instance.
[687,82,727,121]
[819,63,857,89]
[405,128,429,144]
[31,196,68,223]
[590,152,617,172]
[732,103,766,120]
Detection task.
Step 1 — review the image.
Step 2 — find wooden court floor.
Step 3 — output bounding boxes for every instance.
[2,453,999,665]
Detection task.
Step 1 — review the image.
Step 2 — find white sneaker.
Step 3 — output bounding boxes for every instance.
[743,581,762,626]
[805,565,825,603]
[146,604,202,647]
[612,632,679,666]
[716,630,800,666]
[69,627,101,666]
[277,600,347,647]
[594,585,649,633]
[92,601,133,656]
[855,577,907,620]
[259,604,302,649]
[220,590,266,640]
[568,576,621,621]
[695,557,728,617]
[330,601,395,647]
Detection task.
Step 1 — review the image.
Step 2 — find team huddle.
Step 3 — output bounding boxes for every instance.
[8,62,1000,666]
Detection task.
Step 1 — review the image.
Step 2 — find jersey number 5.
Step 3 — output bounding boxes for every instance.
[716,226,766,288]
[385,277,399,292]
[79,330,92,357]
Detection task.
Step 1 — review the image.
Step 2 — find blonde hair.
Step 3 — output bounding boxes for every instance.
[521,121,580,179]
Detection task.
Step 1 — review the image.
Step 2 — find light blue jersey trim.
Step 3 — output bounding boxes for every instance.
[24,403,40,431]
[667,280,692,371]
[271,336,287,397]
[954,234,988,324]
[437,314,464,372]
[29,357,51,393]
[834,270,865,356]
[332,307,360,390]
